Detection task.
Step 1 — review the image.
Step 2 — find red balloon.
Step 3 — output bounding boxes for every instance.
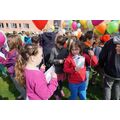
[32,20,48,30]
[92,20,104,26]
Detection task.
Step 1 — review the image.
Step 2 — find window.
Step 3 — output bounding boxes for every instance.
[15,23,17,28]
[23,23,29,28]
[10,23,17,28]
[19,23,21,28]
[6,23,9,28]
[0,23,4,28]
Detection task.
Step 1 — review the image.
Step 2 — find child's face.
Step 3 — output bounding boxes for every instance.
[56,43,63,49]
[71,46,80,56]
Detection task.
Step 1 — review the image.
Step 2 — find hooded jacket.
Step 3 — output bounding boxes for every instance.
[99,34,120,79]
[64,53,98,84]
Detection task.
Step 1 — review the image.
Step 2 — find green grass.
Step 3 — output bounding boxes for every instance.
[0,72,19,100]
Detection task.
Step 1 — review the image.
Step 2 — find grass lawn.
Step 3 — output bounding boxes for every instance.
[0,72,19,100]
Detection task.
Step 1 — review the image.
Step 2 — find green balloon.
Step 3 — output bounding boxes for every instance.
[69,20,73,27]
[107,21,119,34]
[87,20,93,30]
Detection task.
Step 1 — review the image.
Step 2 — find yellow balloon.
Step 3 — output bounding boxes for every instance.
[62,21,66,28]
[79,20,87,28]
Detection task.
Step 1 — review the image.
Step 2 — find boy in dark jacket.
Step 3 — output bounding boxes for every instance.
[99,34,120,100]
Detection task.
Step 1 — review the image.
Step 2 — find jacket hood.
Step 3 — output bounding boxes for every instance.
[113,34,120,44]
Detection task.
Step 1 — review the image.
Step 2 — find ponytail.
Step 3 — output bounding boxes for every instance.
[15,54,26,86]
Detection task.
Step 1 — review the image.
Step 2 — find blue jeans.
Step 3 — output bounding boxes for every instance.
[86,71,90,90]
[69,81,87,100]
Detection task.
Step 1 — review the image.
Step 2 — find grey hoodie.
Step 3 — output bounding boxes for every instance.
[113,34,120,44]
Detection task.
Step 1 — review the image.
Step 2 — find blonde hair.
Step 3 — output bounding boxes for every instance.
[15,44,39,86]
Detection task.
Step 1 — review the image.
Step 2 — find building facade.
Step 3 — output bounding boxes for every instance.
[0,20,60,33]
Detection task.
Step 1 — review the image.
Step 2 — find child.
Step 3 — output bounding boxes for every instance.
[0,34,26,99]
[15,44,58,100]
[0,34,22,77]
[31,35,40,46]
[64,40,98,100]
[83,30,96,89]
[49,35,68,99]
[24,31,32,44]
[31,35,45,68]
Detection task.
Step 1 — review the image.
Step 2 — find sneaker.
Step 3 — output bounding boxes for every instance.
[54,95,61,100]
[16,95,24,100]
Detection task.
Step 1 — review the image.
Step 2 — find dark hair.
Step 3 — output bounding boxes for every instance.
[93,33,99,40]
[13,31,17,35]
[79,34,86,42]
[56,35,66,46]
[25,31,30,36]
[84,30,93,40]
[7,35,23,51]
[5,33,13,38]
[69,40,83,55]
[31,35,40,45]
[15,44,39,86]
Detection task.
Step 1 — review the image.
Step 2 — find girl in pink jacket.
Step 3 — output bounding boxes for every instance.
[15,44,58,100]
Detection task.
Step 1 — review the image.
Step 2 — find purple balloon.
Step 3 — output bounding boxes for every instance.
[0,31,5,47]
[92,20,104,26]
[72,21,77,30]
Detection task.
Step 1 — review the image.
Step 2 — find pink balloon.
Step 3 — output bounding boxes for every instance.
[0,31,6,47]
[72,21,77,30]
[92,20,104,26]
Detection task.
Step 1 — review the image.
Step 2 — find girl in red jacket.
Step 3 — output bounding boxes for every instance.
[64,40,98,100]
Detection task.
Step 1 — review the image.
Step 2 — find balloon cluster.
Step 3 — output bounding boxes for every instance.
[32,20,120,37]
[62,20,120,35]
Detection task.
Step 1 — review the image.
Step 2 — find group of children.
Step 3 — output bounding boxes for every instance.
[0,29,119,100]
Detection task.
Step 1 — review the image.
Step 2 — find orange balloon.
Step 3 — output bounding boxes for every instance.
[95,22,107,34]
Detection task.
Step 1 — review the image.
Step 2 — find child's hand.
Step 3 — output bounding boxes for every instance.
[88,50,94,57]
[116,44,120,54]
[59,59,64,64]
[75,66,80,72]
[51,72,57,79]
[41,64,46,70]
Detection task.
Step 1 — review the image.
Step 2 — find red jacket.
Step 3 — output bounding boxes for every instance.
[64,53,98,84]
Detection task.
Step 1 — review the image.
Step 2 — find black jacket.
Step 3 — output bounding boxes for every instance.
[49,47,69,74]
[99,35,120,78]
[41,32,56,57]
[40,32,56,69]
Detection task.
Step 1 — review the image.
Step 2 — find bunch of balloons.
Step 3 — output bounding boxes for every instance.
[32,20,120,36]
